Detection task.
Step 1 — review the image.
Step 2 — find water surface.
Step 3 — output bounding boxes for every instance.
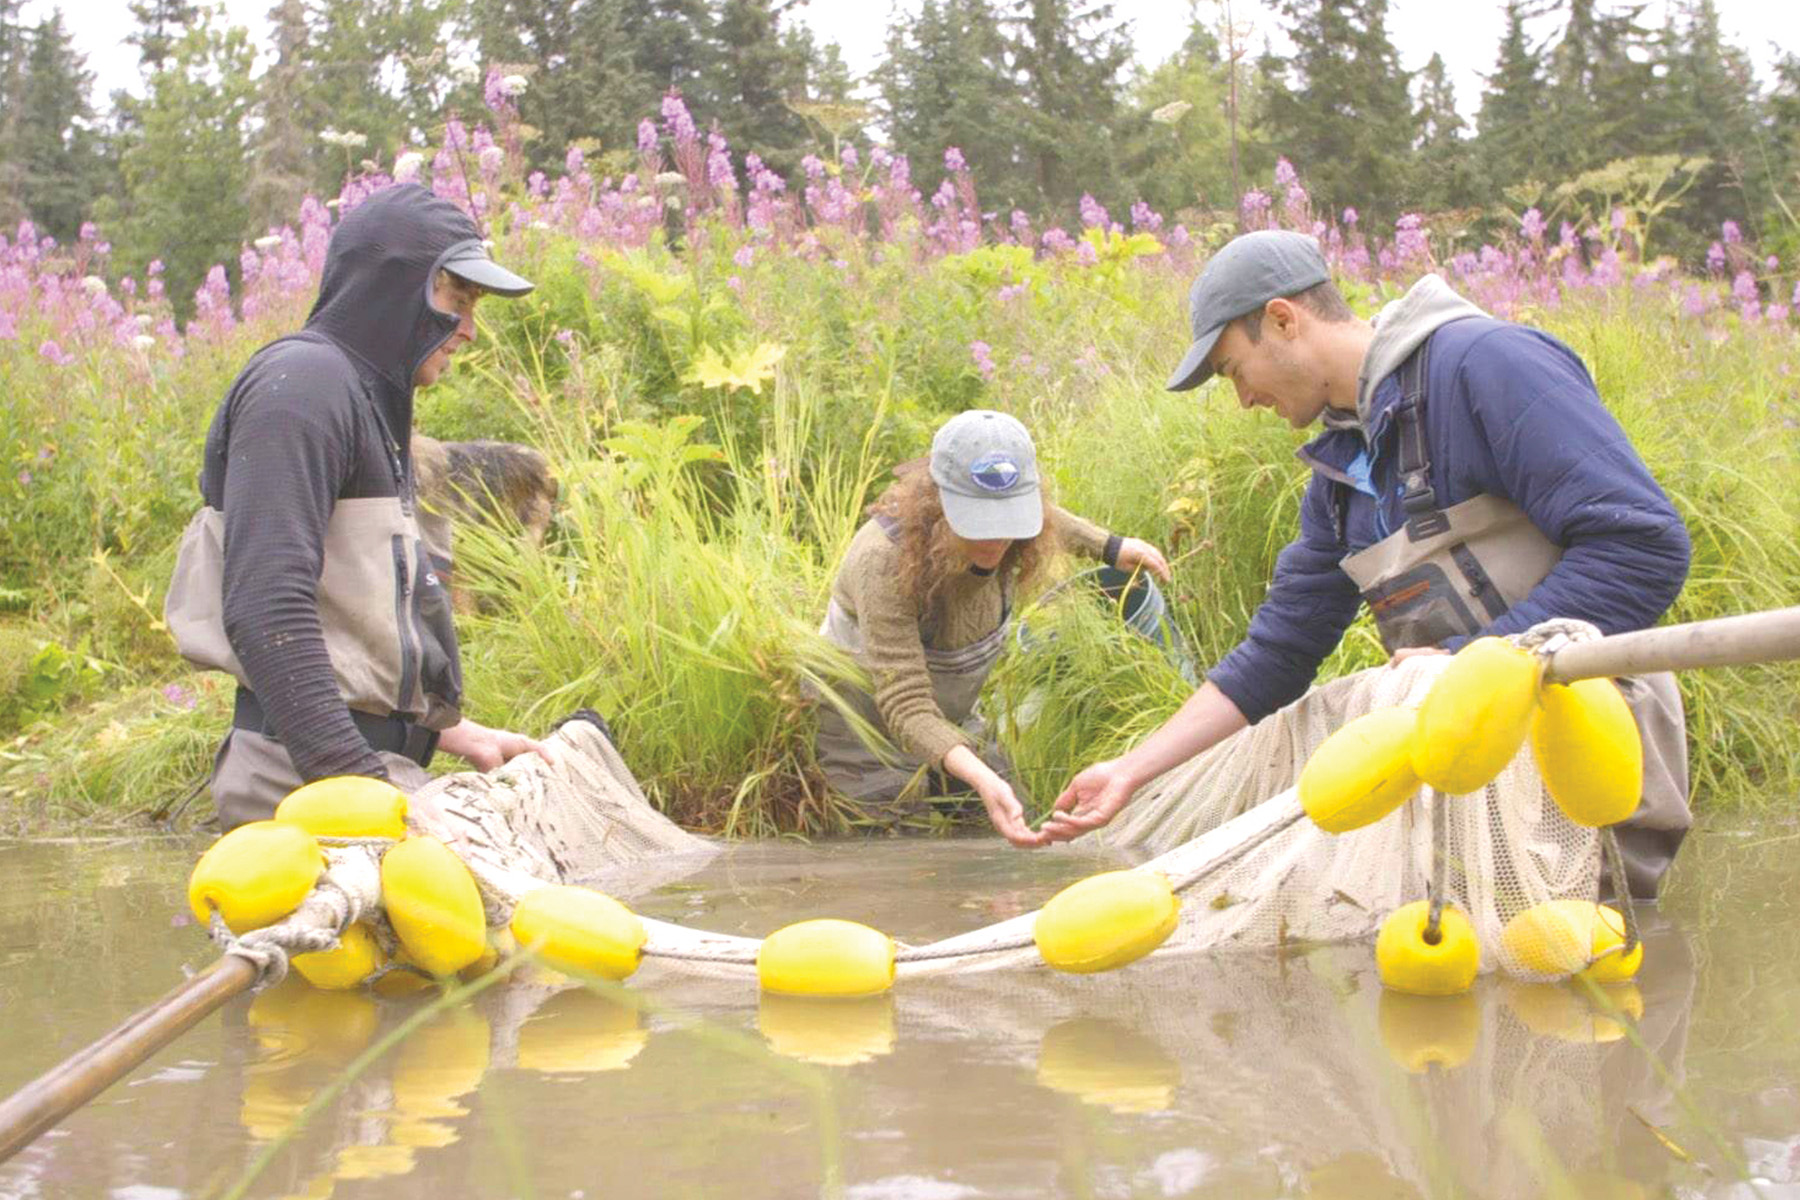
[2,826,1797,1199]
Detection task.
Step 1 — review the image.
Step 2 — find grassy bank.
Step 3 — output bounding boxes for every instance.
[3,144,1798,834]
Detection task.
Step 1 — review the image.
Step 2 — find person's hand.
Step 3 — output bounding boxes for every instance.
[1387,646,1450,668]
[1040,759,1139,843]
[1114,537,1172,582]
[976,775,1044,848]
[438,718,560,772]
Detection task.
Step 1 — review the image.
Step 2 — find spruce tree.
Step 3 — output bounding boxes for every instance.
[1119,16,1247,217]
[877,0,1028,208]
[126,0,200,76]
[1474,0,1546,196]
[15,11,103,242]
[1004,0,1134,212]
[711,0,817,172]
[246,0,315,233]
[0,0,28,228]
[1258,0,1415,222]
[1413,52,1475,212]
[1658,0,1758,248]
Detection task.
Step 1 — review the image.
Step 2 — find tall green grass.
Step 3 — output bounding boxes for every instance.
[4,243,1798,832]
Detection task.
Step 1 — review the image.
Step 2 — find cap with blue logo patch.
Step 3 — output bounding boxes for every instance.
[929,409,1043,540]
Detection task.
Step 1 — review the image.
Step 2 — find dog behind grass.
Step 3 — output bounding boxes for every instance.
[412,434,557,611]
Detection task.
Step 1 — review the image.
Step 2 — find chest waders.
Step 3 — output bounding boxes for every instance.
[814,595,1014,807]
[166,380,458,830]
[1336,342,1690,899]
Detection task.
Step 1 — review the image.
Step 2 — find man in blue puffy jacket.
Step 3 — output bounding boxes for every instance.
[1046,230,1692,897]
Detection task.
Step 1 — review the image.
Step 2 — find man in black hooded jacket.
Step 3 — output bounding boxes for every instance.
[165,184,551,829]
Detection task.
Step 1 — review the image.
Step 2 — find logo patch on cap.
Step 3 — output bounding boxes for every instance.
[969,452,1020,492]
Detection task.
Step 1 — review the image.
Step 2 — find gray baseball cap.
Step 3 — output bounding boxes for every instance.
[1166,230,1330,391]
[440,237,535,297]
[929,410,1043,541]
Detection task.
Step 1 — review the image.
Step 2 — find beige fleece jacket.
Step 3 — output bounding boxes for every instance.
[829,506,1110,766]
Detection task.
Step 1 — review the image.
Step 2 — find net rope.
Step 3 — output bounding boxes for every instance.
[244,622,1620,986]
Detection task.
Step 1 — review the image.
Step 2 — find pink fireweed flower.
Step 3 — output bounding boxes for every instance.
[1009,210,1031,243]
[638,120,658,156]
[944,147,966,173]
[1520,208,1545,242]
[38,339,73,365]
[1169,224,1191,247]
[1732,270,1759,308]
[1767,304,1791,324]
[1274,158,1298,187]
[1722,219,1741,244]
[1240,190,1271,227]
[162,683,196,710]
[1611,208,1627,233]
[969,339,995,380]
[997,282,1028,302]
[1130,200,1163,231]
[1766,255,1779,273]
[727,275,742,292]
[1706,242,1726,274]
[1682,285,1707,317]
[1079,193,1109,229]
[1041,228,1075,253]
[840,145,859,171]
[661,93,698,143]
[1074,240,1099,266]
[733,244,754,268]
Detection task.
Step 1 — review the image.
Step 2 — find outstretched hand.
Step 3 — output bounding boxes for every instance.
[1039,759,1138,844]
[438,717,560,772]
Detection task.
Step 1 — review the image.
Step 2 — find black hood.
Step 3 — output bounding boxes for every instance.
[304,184,485,445]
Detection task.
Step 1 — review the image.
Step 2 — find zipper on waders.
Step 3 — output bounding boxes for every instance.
[392,534,418,713]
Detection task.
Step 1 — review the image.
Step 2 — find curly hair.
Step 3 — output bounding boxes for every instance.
[870,460,1059,612]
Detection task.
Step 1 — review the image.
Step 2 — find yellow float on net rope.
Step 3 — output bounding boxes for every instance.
[1034,870,1180,974]
[1375,900,1481,996]
[274,775,409,840]
[188,820,326,934]
[509,885,646,982]
[1411,636,1543,795]
[292,920,387,991]
[380,836,488,977]
[1297,706,1424,833]
[1530,677,1644,827]
[757,919,896,997]
[1499,900,1643,983]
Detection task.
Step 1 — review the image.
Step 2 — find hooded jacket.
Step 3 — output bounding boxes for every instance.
[1208,275,1691,724]
[165,184,479,781]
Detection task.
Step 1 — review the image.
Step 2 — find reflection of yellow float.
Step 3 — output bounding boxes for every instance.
[757,993,895,1066]
[1035,1018,1180,1114]
[1377,990,1480,1073]
[246,976,381,1067]
[1305,1152,1423,1200]
[517,990,648,1074]
[1554,1170,1649,1200]
[386,1008,492,1153]
[1504,981,1644,1044]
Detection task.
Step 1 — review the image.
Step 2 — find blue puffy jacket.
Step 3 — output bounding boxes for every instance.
[1208,316,1692,725]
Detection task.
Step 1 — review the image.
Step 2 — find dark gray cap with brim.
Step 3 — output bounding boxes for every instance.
[930,409,1044,540]
[1166,230,1330,391]
[440,237,536,297]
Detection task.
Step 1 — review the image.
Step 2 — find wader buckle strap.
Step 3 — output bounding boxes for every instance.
[233,686,438,768]
[1396,342,1451,540]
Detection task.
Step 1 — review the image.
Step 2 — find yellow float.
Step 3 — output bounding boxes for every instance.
[1297,706,1423,833]
[1377,990,1480,1073]
[291,921,387,991]
[187,820,324,934]
[757,918,896,997]
[1530,677,1643,827]
[758,993,896,1066]
[1411,636,1542,795]
[274,775,409,840]
[509,885,645,981]
[1033,870,1179,974]
[380,837,488,977]
[1375,900,1480,996]
[1500,900,1642,982]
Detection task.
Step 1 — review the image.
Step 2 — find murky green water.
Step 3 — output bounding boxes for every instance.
[2,825,1798,1200]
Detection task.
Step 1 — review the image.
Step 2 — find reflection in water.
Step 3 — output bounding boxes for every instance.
[1035,1017,1180,1114]
[4,836,1787,1200]
[758,993,896,1067]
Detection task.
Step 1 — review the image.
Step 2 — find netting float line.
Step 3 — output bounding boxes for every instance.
[187,618,1656,1002]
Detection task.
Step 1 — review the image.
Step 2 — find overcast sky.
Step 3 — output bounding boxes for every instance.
[20,0,1800,123]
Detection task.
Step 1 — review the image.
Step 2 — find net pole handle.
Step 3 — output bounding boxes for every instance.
[1543,606,1800,685]
[0,955,257,1164]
